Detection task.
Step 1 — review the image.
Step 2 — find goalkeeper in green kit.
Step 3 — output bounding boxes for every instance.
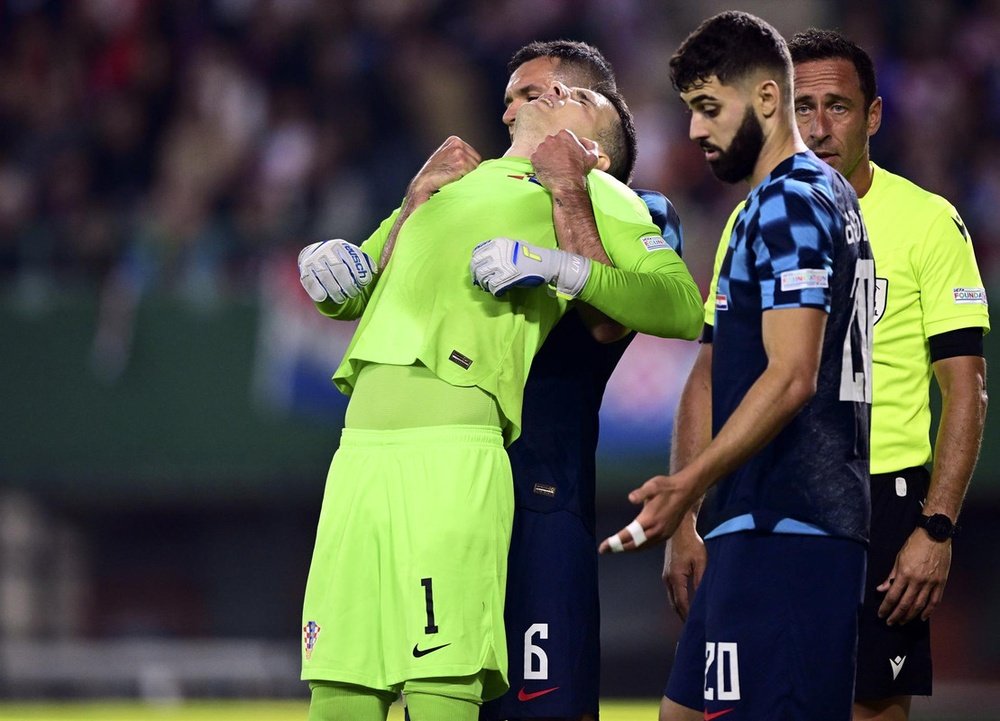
[297,81,702,721]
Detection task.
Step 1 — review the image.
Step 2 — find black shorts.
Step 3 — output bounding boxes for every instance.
[855,466,933,700]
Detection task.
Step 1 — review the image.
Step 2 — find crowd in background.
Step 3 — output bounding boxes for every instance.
[1,0,998,309]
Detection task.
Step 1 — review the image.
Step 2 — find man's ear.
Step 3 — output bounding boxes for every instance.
[595,149,611,173]
[867,96,883,138]
[756,78,780,119]
[581,136,611,172]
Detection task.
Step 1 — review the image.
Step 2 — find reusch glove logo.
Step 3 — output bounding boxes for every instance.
[345,245,370,281]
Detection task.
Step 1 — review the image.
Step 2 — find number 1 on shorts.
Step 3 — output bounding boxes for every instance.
[421,577,439,634]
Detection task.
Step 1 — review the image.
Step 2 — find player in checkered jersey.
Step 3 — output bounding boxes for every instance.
[602,12,875,721]
[665,29,991,721]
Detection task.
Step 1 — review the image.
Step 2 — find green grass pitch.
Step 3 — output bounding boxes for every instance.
[0,699,664,721]
[0,699,982,720]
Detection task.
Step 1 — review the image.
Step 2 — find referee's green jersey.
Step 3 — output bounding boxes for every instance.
[707,163,990,474]
[860,163,989,473]
[324,157,692,444]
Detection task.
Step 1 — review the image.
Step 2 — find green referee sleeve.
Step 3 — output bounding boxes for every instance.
[576,256,704,340]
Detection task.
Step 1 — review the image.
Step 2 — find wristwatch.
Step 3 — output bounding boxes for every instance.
[916,513,958,541]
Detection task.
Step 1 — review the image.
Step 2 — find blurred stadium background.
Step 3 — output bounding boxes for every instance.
[1,0,998,718]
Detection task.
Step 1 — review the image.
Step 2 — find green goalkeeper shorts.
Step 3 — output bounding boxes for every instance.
[301,424,513,702]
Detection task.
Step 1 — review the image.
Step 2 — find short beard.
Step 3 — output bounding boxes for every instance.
[708,105,765,184]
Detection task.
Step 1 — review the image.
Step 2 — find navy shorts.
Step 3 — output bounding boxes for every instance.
[855,466,932,700]
[480,508,600,720]
[664,531,866,721]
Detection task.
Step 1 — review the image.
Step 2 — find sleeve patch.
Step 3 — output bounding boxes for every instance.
[640,234,671,251]
[780,268,829,291]
[953,287,988,305]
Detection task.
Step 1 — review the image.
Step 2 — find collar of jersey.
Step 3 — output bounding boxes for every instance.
[746,151,811,203]
[484,157,533,173]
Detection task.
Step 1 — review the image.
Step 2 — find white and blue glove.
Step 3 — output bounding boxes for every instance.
[298,239,376,303]
[470,237,591,298]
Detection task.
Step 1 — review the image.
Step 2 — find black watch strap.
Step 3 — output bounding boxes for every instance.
[916,513,958,541]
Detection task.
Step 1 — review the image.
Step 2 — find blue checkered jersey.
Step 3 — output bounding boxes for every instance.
[507,191,682,530]
[709,152,873,544]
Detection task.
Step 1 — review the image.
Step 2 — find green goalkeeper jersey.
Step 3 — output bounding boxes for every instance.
[320,157,698,444]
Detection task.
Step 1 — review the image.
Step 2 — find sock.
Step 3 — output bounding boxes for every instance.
[405,691,479,721]
[308,680,396,721]
[403,672,487,721]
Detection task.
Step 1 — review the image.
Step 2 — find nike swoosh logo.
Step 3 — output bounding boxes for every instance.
[517,686,559,702]
[412,642,451,658]
[704,710,735,721]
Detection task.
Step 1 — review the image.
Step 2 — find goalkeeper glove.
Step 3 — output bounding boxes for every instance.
[470,237,590,298]
[298,239,376,303]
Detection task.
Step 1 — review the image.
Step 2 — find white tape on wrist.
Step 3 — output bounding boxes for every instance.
[607,534,624,553]
[627,520,647,547]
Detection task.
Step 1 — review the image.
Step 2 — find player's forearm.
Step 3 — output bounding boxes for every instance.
[378,190,431,268]
[670,342,713,527]
[671,342,713,474]
[681,357,817,497]
[926,357,988,521]
[549,184,613,265]
[550,186,630,339]
[576,261,702,340]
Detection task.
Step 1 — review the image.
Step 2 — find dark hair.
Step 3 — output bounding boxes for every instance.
[509,40,617,91]
[788,29,878,109]
[670,11,792,97]
[595,83,637,184]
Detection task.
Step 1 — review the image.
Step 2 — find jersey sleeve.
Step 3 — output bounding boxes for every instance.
[633,188,684,255]
[914,207,991,338]
[313,208,400,320]
[575,181,702,340]
[753,180,835,312]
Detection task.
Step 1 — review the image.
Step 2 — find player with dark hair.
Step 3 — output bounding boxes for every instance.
[482,40,683,721]
[663,28,991,721]
[297,79,702,721]
[791,28,987,721]
[600,12,875,720]
[507,40,617,96]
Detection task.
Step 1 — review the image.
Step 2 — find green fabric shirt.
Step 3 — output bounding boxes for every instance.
[859,163,990,472]
[319,157,699,444]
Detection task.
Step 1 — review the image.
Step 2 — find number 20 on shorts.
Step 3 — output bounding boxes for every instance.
[705,642,741,701]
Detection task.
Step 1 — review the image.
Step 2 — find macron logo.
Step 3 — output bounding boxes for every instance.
[890,655,906,680]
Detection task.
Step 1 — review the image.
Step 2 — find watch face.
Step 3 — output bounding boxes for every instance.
[923,514,953,541]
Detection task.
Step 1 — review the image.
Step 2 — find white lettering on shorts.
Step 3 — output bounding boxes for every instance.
[704,641,741,701]
[524,623,549,680]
